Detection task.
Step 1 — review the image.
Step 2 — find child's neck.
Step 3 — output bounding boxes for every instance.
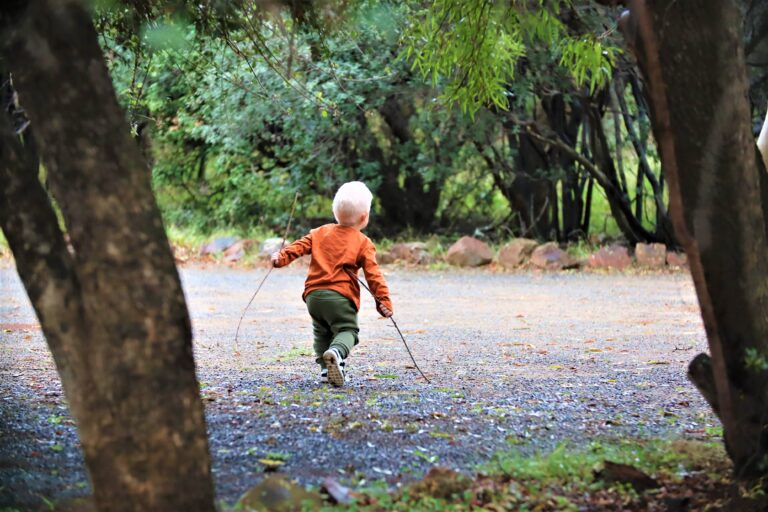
[338,221,363,231]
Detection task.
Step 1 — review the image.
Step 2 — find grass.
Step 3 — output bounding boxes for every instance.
[165,224,274,249]
[269,346,313,362]
[285,438,731,512]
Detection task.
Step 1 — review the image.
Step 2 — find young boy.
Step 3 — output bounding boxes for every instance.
[271,181,393,387]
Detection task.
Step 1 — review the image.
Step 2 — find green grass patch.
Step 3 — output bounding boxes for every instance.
[269,346,313,362]
[304,438,729,512]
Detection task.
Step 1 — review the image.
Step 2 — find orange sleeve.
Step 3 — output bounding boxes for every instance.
[359,239,393,316]
[275,232,312,268]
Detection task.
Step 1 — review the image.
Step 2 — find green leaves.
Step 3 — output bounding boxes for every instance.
[141,20,193,52]
[744,347,768,372]
[560,37,618,94]
[403,0,620,114]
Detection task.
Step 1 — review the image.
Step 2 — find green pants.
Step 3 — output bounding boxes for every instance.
[305,289,359,367]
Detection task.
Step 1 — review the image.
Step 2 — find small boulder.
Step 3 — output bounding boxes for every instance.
[588,245,631,270]
[530,242,577,270]
[389,242,431,265]
[238,475,323,512]
[497,238,538,269]
[223,240,248,262]
[667,251,688,267]
[200,236,238,256]
[376,250,396,265]
[260,237,286,257]
[635,243,667,268]
[445,236,492,267]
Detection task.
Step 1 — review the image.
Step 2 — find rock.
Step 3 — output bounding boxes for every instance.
[406,467,471,500]
[596,461,659,492]
[377,250,396,265]
[635,243,667,268]
[389,242,432,265]
[223,240,247,262]
[238,475,323,512]
[497,238,538,269]
[445,236,492,267]
[588,245,631,270]
[530,242,577,270]
[260,237,286,257]
[667,251,688,267]
[200,236,238,256]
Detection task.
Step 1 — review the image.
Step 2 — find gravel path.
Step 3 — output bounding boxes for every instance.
[0,264,718,509]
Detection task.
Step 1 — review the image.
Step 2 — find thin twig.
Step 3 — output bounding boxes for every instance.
[233,191,300,353]
[346,268,431,383]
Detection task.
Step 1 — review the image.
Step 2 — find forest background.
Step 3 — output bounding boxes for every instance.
[77,0,765,253]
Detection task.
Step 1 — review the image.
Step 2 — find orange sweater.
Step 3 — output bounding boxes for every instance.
[274,224,393,314]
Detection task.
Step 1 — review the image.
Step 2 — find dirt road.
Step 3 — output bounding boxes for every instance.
[0,265,717,508]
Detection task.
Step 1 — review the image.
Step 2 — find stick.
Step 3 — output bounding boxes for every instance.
[346,268,431,383]
[233,191,300,353]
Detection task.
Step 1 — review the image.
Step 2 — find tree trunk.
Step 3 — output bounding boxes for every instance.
[628,0,768,477]
[370,95,441,232]
[0,1,215,509]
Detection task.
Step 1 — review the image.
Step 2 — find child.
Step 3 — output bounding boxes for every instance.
[271,181,393,387]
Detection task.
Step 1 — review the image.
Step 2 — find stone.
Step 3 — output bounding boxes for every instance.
[376,250,396,265]
[199,236,238,256]
[238,475,323,512]
[530,242,578,270]
[444,236,493,267]
[389,242,431,264]
[260,237,286,257]
[588,245,632,270]
[223,240,247,262]
[635,243,667,268]
[667,251,688,267]
[497,238,538,269]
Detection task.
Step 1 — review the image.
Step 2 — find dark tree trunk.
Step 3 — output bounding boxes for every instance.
[543,94,583,240]
[0,1,215,509]
[369,95,441,232]
[507,131,555,239]
[628,0,768,477]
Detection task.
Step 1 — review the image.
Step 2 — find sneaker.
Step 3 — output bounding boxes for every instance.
[320,368,328,383]
[323,348,346,387]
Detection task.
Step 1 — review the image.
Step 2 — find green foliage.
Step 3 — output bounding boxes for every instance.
[404,0,618,114]
[93,0,663,242]
[101,1,488,233]
[745,347,768,372]
[301,438,727,512]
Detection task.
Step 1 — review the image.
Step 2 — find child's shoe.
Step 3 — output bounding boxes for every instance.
[320,368,328,383]
[323,348,346,387]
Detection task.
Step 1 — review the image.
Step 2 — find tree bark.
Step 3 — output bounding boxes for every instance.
[370,95,441,232]
[0,1,215,509]
[628,0,768,477]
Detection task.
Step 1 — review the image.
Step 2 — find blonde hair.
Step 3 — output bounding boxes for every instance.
[332,181,373,226]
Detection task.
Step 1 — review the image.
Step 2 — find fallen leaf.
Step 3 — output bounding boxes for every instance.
[322,477,353,504]
[596,461,659,492]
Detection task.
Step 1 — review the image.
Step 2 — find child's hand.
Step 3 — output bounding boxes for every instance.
[270,252,280,267]
[378,304,393,318]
